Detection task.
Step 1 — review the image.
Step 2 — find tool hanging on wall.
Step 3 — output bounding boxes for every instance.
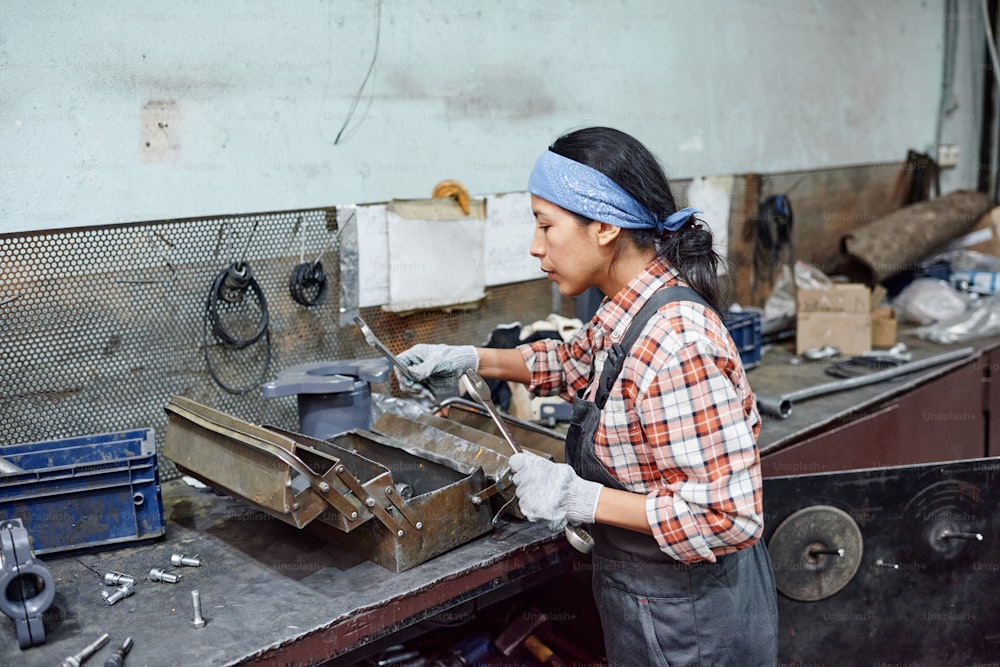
[289,260,328,307]
[203,221,272,394]
[750,193,794,300]
[432,179,471,215]
[288,211,350,308]
[288,215,336,308]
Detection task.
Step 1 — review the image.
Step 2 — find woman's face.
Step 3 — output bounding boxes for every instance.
[529,195,606,297]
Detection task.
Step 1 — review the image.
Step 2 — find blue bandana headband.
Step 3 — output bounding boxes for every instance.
[528,150,701,232]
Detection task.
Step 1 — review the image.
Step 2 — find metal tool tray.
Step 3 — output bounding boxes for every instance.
[373,411,554,520]
[435,399,567,463]
[163,396,493,572]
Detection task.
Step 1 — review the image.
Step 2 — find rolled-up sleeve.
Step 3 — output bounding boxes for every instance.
[638,339,763,563]
[517,326,596,402]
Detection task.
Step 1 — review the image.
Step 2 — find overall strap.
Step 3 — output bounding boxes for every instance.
[594,285,711,409]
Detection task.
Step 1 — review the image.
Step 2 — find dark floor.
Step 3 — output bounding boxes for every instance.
[346,567,607,667]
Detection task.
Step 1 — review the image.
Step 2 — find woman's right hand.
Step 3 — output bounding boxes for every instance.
[394,344,479,399]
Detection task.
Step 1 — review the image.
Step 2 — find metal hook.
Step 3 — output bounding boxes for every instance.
[238,220,261,267]
[116,230,178,286]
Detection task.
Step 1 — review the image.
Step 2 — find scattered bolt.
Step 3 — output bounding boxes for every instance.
[103,636,133,667]
[103,572,136,586]
[148,567,182,583]
[102,583,135,606]
[170,553,202,567]
[58,632,109,667]
[190,589,206,629]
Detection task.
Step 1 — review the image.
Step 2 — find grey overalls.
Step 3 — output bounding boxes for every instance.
[564,286,779,666]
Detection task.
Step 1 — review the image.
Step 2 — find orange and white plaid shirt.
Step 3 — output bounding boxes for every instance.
[518,258,763,563]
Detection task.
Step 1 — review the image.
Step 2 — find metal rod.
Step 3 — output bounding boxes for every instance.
[756,347,975,419]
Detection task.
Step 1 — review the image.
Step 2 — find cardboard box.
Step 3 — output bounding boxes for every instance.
[796,283,872,355]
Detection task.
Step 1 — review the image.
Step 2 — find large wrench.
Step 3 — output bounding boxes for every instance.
[461,369,594,553]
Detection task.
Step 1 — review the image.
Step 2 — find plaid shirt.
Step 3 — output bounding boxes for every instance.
[518,258,763,563]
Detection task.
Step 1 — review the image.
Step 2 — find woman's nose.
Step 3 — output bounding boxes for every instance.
[529,231,544,258]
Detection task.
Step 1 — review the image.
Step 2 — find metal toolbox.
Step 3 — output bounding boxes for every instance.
[434,399,566,463]
[372,409,564,520]
[0,428,165,555]
[163,396,495,572]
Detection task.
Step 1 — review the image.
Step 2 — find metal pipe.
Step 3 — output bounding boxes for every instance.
[756,347,975,419]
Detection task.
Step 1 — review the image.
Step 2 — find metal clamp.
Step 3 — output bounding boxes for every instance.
[0,518,56,648]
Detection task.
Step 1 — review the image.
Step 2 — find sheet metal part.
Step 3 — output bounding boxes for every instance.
[164,395,375,531]
[762,457,1000,663]
[163,396,494,572]
[373,411,521,516]
[438,399,567,463]
[756,346,976,419]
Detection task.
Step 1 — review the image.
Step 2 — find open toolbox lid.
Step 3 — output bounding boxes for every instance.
[163,396,495,571]
[434,399,567,463]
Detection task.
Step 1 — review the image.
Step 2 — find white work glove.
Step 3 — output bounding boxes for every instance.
[508,451,603,530]
[394,343,479,399]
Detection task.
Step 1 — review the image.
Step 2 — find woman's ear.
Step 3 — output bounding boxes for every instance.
[594,221,622,247]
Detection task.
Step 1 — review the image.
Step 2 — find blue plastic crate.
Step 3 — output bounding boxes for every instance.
[723,310,762,370]
[0,428,165,555]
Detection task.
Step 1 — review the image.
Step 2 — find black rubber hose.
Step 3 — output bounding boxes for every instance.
[202,262,271,395]
[288,260,328,307]
[206,263,269,349]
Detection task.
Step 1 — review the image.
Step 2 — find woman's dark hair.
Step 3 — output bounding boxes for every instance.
[549,126,726,311]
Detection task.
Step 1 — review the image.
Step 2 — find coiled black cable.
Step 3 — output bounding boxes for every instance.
[202,262,271,394]
[288,260,328,307]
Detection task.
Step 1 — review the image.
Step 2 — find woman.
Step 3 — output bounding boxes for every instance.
[397,127,778,665]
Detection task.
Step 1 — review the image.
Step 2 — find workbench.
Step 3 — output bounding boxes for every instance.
[3,333,998,667]
[0,480,578,667]
[754,335,1000,472]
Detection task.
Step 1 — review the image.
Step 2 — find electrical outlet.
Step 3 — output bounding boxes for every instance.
[937,144,960,168]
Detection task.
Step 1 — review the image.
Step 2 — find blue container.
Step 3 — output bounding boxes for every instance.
[0,428,165,555]
[724,310,763,370]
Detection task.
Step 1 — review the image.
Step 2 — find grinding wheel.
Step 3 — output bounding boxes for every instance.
[768,505,863,602]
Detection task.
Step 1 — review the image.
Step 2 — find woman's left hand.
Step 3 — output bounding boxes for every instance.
[508,451,603,529]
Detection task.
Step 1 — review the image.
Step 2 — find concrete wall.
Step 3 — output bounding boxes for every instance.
[0,0,985,233]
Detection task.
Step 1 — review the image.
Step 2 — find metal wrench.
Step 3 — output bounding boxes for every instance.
[461,369,594,553]
[353,315,435,397]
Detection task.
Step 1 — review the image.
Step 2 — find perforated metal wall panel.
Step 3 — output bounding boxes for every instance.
[0,209,558,480]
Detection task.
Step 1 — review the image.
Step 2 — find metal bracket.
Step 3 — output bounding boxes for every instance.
[382,485,424,532]
[332,464,410,538]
